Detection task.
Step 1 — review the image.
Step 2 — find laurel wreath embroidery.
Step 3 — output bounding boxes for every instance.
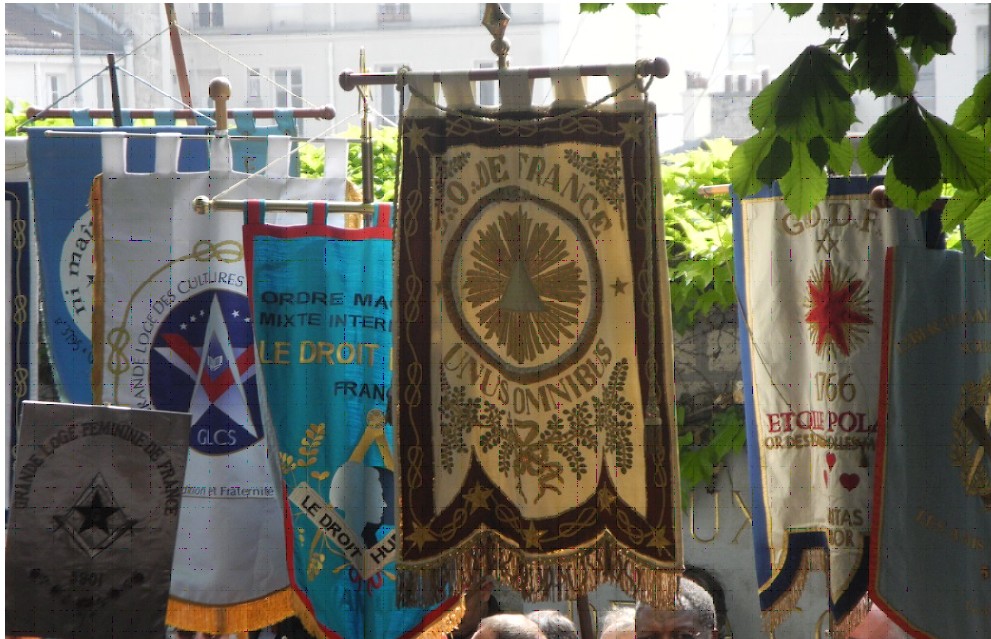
[439,359,635,503]
[280,423,325,475]
[279,423,332,581]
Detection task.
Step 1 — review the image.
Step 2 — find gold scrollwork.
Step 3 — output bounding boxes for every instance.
[814,609,830,639]
[689,491,719,543]
[731,490,753,544]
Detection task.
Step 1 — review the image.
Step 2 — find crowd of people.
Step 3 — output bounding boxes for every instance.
[449,576,717,639]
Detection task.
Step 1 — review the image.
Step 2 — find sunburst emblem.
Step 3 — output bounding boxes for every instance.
[464,206,586,364]
[951,376,991,510]
[804,262,872,358]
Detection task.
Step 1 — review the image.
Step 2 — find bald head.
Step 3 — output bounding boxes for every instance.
[526,610,577,639]
[472,614,545,639]
[600,606,635,639]
[635,578,717,637]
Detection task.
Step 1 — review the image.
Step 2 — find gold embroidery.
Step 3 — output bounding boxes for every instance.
[438,359,635,503]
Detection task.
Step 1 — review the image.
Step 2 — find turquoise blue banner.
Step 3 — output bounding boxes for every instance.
[245,202,456,639]
[873,244,991,638]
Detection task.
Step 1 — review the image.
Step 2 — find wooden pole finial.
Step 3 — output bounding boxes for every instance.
[208,77,232,131]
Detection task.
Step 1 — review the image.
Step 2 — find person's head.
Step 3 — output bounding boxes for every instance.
[634,578,717,639]
[526,610,577,639]
[471,613,545,639]
[599,606,635,639]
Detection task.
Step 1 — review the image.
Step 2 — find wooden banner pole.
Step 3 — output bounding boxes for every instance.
[164,4,196,124]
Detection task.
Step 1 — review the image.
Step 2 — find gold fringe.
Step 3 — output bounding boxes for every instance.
[167,589,293,633]
[830,595,870,639]
[289,592,326,639]
[345,180,362,202]
[760,548,826,633]
[288,590,465,639]
[397,532,680,611]
[413,593,466,639]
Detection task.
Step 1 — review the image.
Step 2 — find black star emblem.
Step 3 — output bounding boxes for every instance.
[73,492,120,534]
[610,278,629,296]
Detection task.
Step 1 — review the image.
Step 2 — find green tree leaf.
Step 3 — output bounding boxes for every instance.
[579,3,613,13]
[625,3,664,16]
[807,136,829,167]
[892,4,955,66]
[849,15,904,96]
[756,135,793,182]
[892,47,918,96]
[826,136,854,175]
[750,73,786,129]
[857,132,885,176]
[774,47,855,140]
[924,109,991,191]
[884,168,942,213]
[958,196,991,257]
[780,139,828,216]
[730,129,778,197]
[943,187,986,230]
[954,73,991,132]
[777,3,813,19]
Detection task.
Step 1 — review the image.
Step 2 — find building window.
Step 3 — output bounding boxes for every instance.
[96,76,106,109]
[46,74,62,105]
[378,3,411,23]
[197,3,224,28]
[247,68,262,107]
[979,26,989,79]
[274,68,303,108]
[375,65,409,124]
[915,62,936,113]
[477,62,497,107]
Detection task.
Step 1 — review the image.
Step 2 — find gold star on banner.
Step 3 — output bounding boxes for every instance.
[521,522,545,549]
[647,526,672,550]
[405,123,428,150]
[406,521,437,551]
[610,278,629,296]
[597,488,617,512]
[619,117,642,144]
[464,483,493,513]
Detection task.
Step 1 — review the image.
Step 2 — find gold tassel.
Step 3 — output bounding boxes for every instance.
[760,548,827,633]
[413,593,466,639]
[396,532,679,612]
[289,592,326,639]
[167,589,294,633]
[830,593,871,639]
[287,590,465,639]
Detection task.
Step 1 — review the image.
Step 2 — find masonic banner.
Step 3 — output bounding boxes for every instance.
[93,134,348,632]
[734,178,926,632]
[393,79,680,608]
[872,244,991,638]
[6,401,190,639]
[245,201,461,638]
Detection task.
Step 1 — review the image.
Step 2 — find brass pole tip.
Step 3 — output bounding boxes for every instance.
[192,196,212,214]
[870,185,892,209]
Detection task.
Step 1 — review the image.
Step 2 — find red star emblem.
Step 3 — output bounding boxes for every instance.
[804,263,872,357]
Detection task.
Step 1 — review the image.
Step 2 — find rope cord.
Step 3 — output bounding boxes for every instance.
[175,23,319,110]
[16,24,173,131]
[209,120,340,200]
[114,67,216,124]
